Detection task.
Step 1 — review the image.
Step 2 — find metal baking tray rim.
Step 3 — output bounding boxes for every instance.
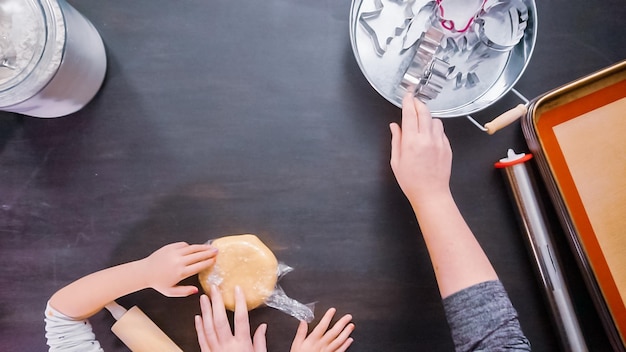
[521,59,626,350]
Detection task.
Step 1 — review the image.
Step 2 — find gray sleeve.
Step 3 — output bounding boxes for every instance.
[442,280,531,352]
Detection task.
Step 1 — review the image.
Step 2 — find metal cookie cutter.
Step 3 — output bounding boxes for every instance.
[399,27,452,102]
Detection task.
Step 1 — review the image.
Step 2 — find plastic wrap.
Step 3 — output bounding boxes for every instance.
[199,235,315,322]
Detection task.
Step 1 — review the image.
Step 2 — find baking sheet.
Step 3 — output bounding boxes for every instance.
[552,98,626,310]
[524,61,626,348]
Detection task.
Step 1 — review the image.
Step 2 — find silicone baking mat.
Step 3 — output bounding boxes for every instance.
[527,62,626,346]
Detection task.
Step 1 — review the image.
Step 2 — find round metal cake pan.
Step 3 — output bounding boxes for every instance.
[350,0,537,118]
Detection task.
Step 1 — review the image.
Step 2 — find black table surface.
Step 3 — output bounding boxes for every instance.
[1,1,625,351]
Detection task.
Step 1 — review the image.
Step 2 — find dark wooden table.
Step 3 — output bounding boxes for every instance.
[1,1,624,351]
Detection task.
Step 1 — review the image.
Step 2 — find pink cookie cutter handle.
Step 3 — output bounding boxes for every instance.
[436,0,486,32]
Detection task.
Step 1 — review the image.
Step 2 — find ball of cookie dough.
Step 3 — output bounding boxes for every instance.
[198,234,278,311]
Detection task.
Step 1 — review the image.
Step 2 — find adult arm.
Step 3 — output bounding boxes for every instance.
[389,96,530,351]
[389,95,497,298]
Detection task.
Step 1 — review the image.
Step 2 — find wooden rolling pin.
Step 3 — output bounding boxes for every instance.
[484,104,528,135]
[105,301,183,352]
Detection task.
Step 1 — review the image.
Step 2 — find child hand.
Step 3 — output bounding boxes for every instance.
[195,285,267,352]
[140,242,218,297]
[390,95,453,208]
[290,308,354,352]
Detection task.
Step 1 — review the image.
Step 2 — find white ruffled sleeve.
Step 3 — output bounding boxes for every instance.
[44,302,104,352]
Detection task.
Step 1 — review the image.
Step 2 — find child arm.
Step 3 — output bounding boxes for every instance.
[49,242,217,319]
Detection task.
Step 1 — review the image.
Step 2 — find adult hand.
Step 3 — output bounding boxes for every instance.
[290,308,354,352]
[140,242,218,297]
[195,285,267,352]
[389,95,453,208]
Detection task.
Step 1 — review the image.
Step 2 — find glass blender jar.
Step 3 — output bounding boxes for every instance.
[0,0,107,118]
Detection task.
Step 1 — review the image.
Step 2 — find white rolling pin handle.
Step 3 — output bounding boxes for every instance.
[104,301,127,320]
